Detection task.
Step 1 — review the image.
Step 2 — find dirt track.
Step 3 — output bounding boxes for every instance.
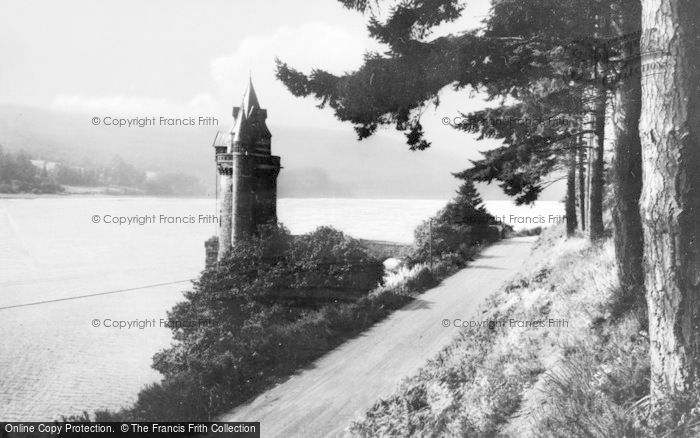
[221,236,537,437]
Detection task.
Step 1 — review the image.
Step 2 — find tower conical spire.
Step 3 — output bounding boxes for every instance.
[241,76,260,117]
[229,76,269,146]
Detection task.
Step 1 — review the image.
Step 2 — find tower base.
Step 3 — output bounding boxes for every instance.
[205,236,219,268]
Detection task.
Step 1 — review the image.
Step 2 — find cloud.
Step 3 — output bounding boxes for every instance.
[50,93,219,117]
[211,21,372,89]
[210,22,379,127]
[50,21,377,130]
[48,22,380,130]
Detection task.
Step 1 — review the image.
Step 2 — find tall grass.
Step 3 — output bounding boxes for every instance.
[350,226,700,437]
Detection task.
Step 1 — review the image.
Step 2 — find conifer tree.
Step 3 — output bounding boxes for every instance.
[276,0,645,291]
[640,0,700,404]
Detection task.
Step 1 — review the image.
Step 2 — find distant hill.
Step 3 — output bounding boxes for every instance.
[0,104,565,201]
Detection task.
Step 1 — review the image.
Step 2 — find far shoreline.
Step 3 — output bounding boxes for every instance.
[0,191,453,202]
[0,191,562,203]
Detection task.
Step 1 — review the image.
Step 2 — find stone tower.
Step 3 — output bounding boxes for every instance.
[211,78,281,261]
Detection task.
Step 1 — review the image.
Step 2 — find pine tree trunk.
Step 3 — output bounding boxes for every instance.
[566,143,578,236]
[610,0,645,303]
[589,87,606,241]
[640,0,700,401]
[578,136,587,231]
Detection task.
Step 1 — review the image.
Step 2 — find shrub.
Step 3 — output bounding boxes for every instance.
[512,226,543,237]
[190,225,384,309]
[100,224,386,421]
[288,226,386,294]
[37,180,65,193]
[410,180,498,267]
[403,267,438,292]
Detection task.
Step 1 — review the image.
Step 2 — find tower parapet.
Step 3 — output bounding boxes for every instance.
[211,78,281,262]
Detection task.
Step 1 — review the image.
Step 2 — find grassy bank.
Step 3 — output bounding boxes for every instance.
[350,226,700,437]
[82,228,490,422]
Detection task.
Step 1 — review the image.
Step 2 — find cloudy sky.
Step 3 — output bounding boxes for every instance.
[1,0,490,130]
[1,0,565,200]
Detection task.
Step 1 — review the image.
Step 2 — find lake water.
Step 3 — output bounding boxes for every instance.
[0,196,563,421]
